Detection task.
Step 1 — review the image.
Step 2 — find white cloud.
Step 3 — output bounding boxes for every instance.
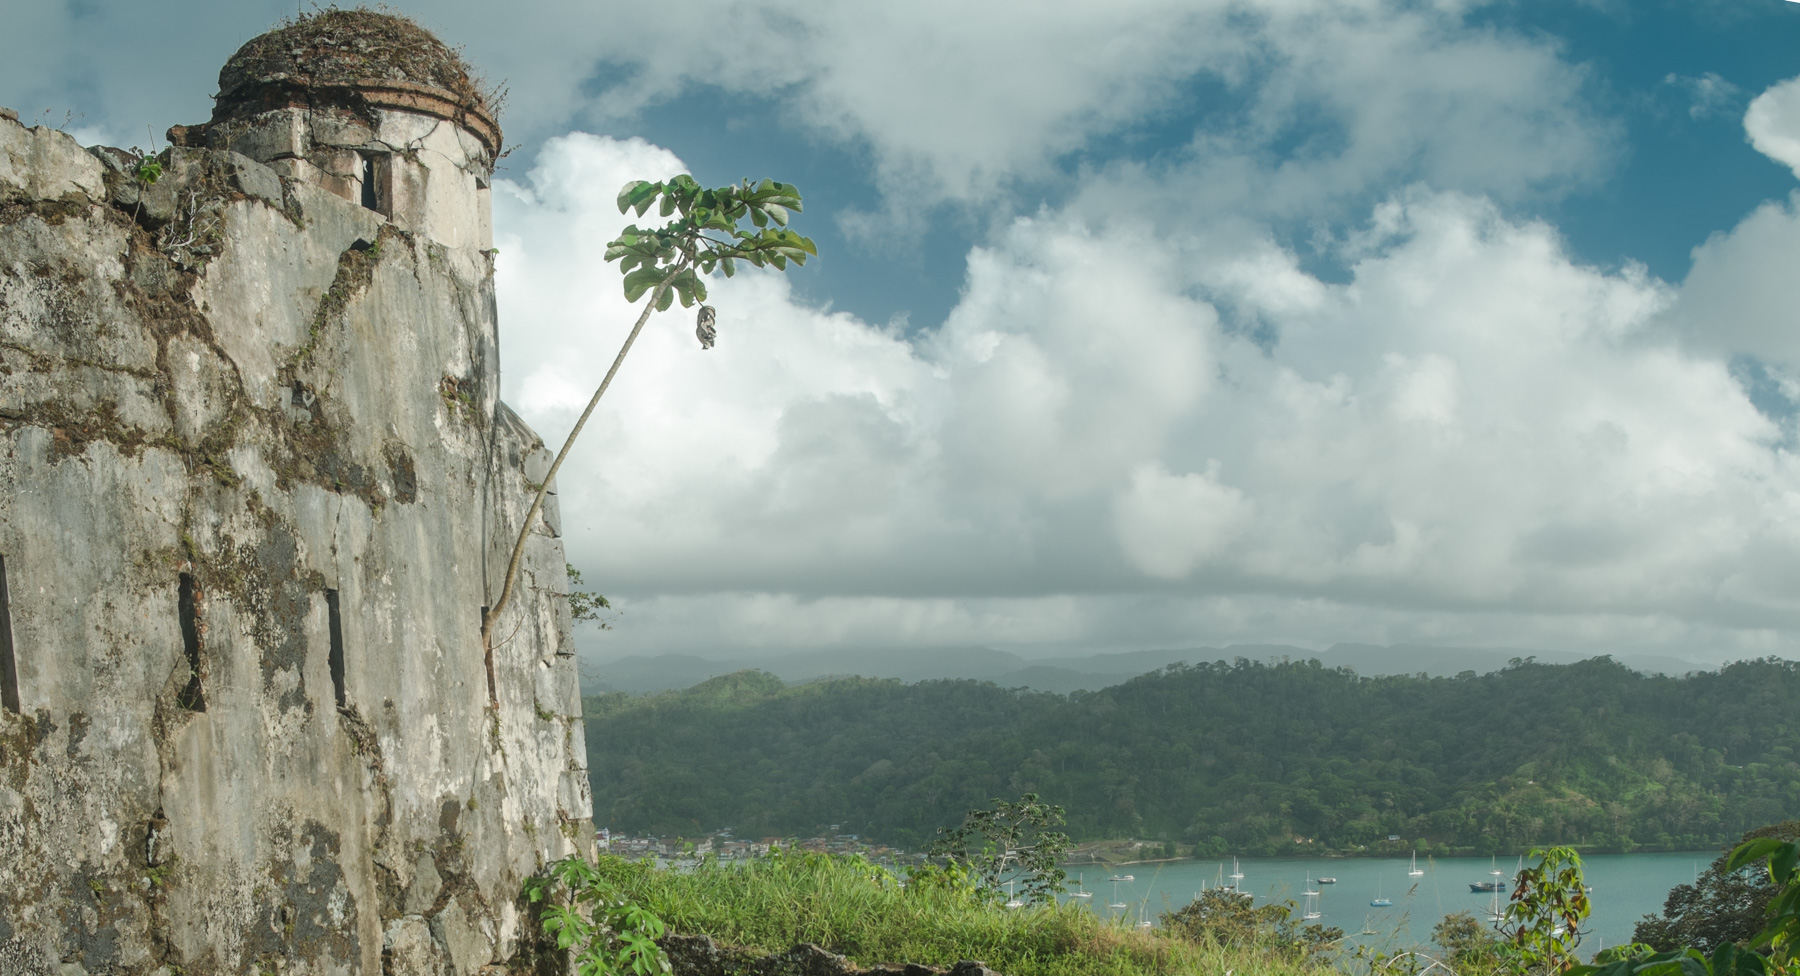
[1115,462,1253,579]
[6,0,1610,232]
[1065,5,1614,234]
[929,217,1218,500]
[1672,193,1800,365]
[496,136,1800,664]
[531,0,1237,205]
[1666,77,1800,368]
[1746,75,1800,178]
[466,0,1612,216]
[1663,72,1744,120]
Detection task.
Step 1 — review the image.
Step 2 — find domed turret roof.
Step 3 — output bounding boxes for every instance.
[214,10,500,154]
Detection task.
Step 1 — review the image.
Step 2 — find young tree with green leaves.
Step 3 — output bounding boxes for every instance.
[1499,846,1592,975]
[524,855,672,976]
[925,793,1072,904]
[480,177,817,684]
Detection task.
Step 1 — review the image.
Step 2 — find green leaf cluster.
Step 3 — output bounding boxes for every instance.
[1499,847,1591,975]
[567,563,613,627]
[926,793,1072,905]
[605,176,816,312]
[1635,823,1800,953]
[1435,909,1505,967]
[1725,837,1800,963]
[523,855,672,976]
[1163,887,1343,963]
[1571,837,1800,976]
[1572,935,1774,976]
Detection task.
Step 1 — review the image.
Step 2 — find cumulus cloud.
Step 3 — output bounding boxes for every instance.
[1665,76,1800,370]
[495,135,1800,663]
[1062,8,1614,239]
[1746,75,1800,179]
[8,0,1610,235]
[1673,193,1800,366]
[464,0,1608,216]
[1115,463,1254,580]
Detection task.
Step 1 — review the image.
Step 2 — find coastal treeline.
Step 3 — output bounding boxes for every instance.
[582,656,1800,853]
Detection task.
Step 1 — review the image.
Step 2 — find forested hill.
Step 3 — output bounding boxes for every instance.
[582,656,1800,854]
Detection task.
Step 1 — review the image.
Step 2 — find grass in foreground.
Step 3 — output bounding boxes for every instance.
[594,849,1345,976]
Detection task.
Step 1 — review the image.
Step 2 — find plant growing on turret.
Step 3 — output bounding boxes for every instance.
[478,176,816,690]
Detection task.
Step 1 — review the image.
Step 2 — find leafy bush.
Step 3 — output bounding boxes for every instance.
[523,856,672,976]
[926,793,1072,904]
[1162,888,1343,963]
[1433,910,1502,968]
[1572,835,1800,976]
[1634,822,1800,953]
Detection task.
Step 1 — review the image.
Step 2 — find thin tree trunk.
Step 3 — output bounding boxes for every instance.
[480,278,674,702]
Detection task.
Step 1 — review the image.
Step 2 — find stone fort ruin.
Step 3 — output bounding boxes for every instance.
[0,11,591,974]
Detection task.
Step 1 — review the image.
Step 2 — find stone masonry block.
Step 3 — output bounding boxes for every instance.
[208,108,307,163]
[0,115,105,204]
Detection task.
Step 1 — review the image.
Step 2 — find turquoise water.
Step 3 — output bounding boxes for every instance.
[1062,852,1710,955]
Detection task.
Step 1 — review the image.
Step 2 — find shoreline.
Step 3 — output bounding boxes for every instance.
[1068,846,1721,867]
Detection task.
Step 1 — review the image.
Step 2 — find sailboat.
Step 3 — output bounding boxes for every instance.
[1370,878,1392,908]
[1004,880,1023,909]
[1109,879,1127,910]
[1303,874,1322,920]
[1069,874,1092,900]
[1408,852,1424,877]
[1229,857,1245,882]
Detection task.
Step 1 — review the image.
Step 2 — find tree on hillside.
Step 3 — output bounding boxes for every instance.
[581,659,1800,849]
[1634,821,1800,953]
[480,177,816,688]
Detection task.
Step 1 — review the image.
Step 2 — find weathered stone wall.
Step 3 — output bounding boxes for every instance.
[0,109,591,975]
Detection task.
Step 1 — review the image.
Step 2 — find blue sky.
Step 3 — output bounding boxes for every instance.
[10,0,1800,666]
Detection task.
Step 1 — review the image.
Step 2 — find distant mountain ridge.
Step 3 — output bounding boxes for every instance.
[584,642,1711,695]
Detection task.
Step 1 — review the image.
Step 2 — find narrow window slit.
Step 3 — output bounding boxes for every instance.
[326,589,347,709]
[177,573,205,712]
[360,156,380,211]
[0,555,18,715]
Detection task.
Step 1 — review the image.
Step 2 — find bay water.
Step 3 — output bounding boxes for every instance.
[1062,852,1711,955]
